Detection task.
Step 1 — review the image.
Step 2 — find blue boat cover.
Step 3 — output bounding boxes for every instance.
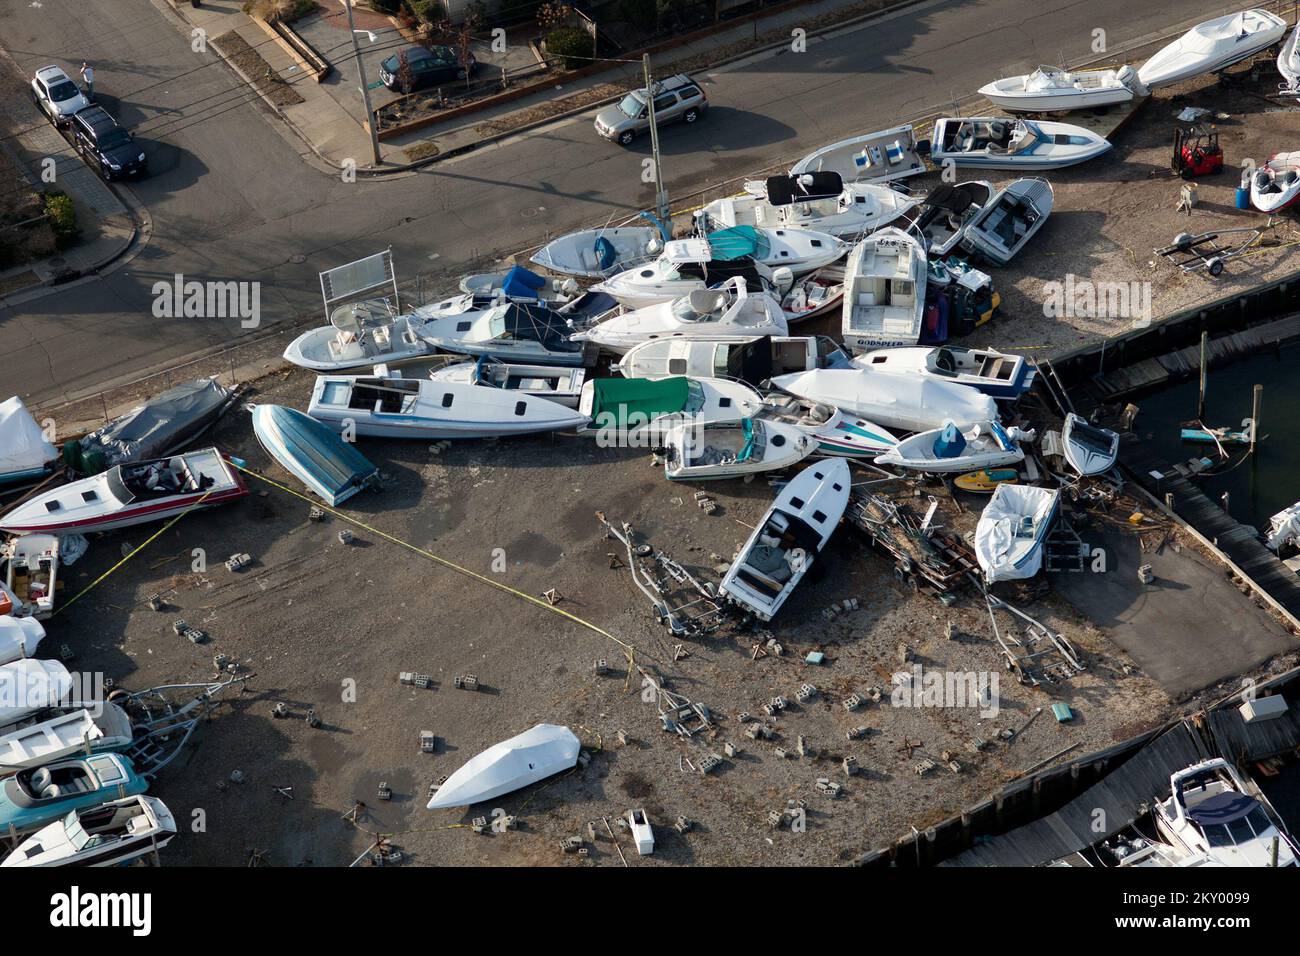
[258,405,378,506]
[594,236,617,270]
[707,225,770,261]
[932,422,966,459]
[501,265,547,300]
[1186,792,1258,826]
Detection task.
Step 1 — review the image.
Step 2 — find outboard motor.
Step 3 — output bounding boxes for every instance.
[770,266,794,298]
[1115,64,1148,98]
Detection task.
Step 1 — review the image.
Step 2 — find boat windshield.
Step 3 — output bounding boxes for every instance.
[682,381,707,414]
[486,304,580,351]
[1197,806,1274,847]
[63,811,92,851]
[1006,124,1039,155]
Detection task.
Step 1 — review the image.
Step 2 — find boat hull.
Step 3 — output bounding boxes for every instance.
[252,405,378,507]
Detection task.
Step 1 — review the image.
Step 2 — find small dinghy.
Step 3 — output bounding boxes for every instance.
[426,723,580,809]
[911,182,994,257]
[531,224,668,278]
[1279,22,1300,97]
[954,467,1019,493]
[876,420,1031,474]
[4,534,60,619]
[701,172,919,238]
[579,376,763,444]
[772,367,998,433]
[0,754,147,837]
[251,405,378,507]
[2,794,176,867]
[975,483,1060,583]
[308,374,588,440]
[1061,413,1120,476]
[1251,152,1300,212]
[841,227,928,352]
[283,297,440,372]
[420,300,591,367]
[929,117,1111,170]
[663,417,814,481]
[720,458,851,621]
[853,345,1035,399]
[574,277,788,355]
[980,64,1143,113]
[457,265,578,302]
[758,394,898,458]
[0,448,247,535]
[779,263,847,323]
[960,178,1053,265]
[0,659,72,729]
[0,396,56,486]
[614,334,847,383]
[0,615,44,666]
[1139,9,1286,91]
[791,124,926,184]
[429,357,585,408]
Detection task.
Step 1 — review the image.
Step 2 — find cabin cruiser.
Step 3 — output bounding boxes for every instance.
[2,794,177,867]
[853,346,1035,399]
[663,417,814,481]
[980,65,1144,112]
[790,124,926,184]
[579,376,764,445]
[772,367,997,433]
[1139,9,1286,90]
[428,358,585,407]
[974,483,1059,583]
[929,117,1111,170]
[614,334,848,383]
[1251,152,1300,212]
[960,178,1053,266]
[841,227,928,352]
[911,182,994,257]
[700,172,919,238]
[420,300,591,367]
[875,420,1031,474]
[574,278,788,355]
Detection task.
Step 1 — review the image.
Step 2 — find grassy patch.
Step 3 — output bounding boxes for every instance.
[212,30,306,107]
[403,141,441,162]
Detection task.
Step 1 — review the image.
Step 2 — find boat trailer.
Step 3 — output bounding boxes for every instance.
[108,676,251,777]
[975,577,1084,686]
[1155,228,1264,276]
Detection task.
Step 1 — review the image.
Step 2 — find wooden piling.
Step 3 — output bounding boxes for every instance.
[1198,331,1208,419]
[1251,384,1263,454]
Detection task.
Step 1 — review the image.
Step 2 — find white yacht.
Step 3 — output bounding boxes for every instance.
[841,227,928,352]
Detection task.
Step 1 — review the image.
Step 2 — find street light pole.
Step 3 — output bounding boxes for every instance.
[345,0,382,166]
[642,53,669,224]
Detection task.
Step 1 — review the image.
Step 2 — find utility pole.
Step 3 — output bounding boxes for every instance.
[642,53,669,224]
[345,0,382,167]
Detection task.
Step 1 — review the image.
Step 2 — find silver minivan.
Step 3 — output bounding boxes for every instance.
[594,74,708,146]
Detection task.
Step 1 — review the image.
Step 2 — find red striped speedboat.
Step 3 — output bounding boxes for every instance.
[0,448,247,535]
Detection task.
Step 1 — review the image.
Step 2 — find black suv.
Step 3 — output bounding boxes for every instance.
[71,107,146,180]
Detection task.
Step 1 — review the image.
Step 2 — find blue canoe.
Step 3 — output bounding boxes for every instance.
[251,405,378,506]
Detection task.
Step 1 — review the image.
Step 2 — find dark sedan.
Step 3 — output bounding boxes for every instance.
[378,46,476,94]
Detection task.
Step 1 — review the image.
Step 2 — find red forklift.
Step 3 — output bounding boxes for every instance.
[1173,125,1224,179]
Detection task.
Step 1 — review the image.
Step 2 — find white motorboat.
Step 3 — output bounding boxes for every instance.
[3,534,60,620]
[2,794,177,867]
[930,117,1111,170]
[701,172,919,238]
[790,124,926,184]
[530,225,667,278]
[283,298,441,372]
[308,374,588,439]
[1267,501,1300,552]
[663,417,814,481]
[875,420,1031,474]
[719,458,851,621]
[426,723,581,809]
[853,345,1036,399]
[911,182,994,257]
[1279,22,1300,96]
[772,367,997,433]
[779,263,847,323]
[614,334,847,383]
[428,358,586,408]
[578,376,763,445]
[574,278,788,355]
[0,448,248,536]
[960,178,1054,266]
[979,64,1144,113]
[1251,151,1300,212]
[1061,412,1120,476]
[0,396,57,487]
[420,300,592,367]
[974,483,1060,583]
[0,616,44,666]
[0,659,72,729]
[841,227,928,352]
[757,394,898,459]
[1152,758,1297,867]
[1139,9,1286,91]
[457,265,579,301]
[0,703,133,774]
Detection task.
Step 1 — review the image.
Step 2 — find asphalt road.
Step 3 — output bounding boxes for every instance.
[0,0,1243,405]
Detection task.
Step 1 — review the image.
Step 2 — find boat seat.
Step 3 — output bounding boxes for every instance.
[746,545,793,585]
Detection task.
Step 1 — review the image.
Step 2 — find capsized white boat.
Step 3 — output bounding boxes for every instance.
[719,458,851,621]
[0,448,248,536]
[960,177,1054,266]
[530,224,668,278]
[0,396,57,486]
[841,227,928,352]
[578,376,763,444]
[426,723,580,809]
[701,172,919,238]
[614,334,847,383]
[1061,412,1120,476]
[1251,152,1300,212]
[0,659,72,729]
[3,534,59,620]
[663,417,814,481]
[1280,22,1300,96]
[308,374,589,439]
[574,277,788,355]
[974,483,1060,583]
[1139,9,1286,90]
[428,357,586,408]
[911,181,994,257]
[757,394,898,458]
[853,345,1035,400]
[930,117,1111,170]
[790,124,926,184]
[875,420,1031,474]
[0,616,44,667]
[979,64,1144,113]
[2,794,176,867]
[772,367,998,433]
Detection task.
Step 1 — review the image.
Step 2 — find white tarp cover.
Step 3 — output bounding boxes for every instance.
[0,658,71,726]
[0,616,45,666]
[975,483,1059,583]
[0,397,55,477]
[1267,503,1300,552]
[426,723,580,809]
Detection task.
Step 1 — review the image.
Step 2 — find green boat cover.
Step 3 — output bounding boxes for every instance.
[707,225,770,261]
[589,377,691,424]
